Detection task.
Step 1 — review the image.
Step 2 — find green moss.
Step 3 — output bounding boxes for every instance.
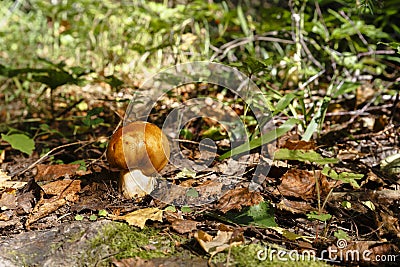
[83,222,186,265]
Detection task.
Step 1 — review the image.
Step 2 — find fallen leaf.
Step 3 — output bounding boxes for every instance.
[282,139,315,151]
[277,169,334,200]
[0,191,17,210]
[216,187,263,213]
[0,168,26,189]
[171,219,198,234]
[379,211,400,237]
[277,198,315,214]
[111,208,163,229]
[35,163,89,182]
[0,210,13,221]
[26,180,81,227]
[16,180,43,214]
[194,230,243,257]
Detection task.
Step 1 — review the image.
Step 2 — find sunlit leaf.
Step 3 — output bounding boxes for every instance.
[219,118,300,160]
[306,211,332,222]
[334,229,350,240]
[1,133,35,155]
[274,148,338,164]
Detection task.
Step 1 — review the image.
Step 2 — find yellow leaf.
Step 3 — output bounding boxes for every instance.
[112,208,163,229]
[195,230,243,257]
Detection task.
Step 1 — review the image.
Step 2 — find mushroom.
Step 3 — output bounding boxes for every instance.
[106,121,170,199]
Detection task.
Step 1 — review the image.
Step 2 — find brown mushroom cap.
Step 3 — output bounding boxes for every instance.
[106,121,170,175]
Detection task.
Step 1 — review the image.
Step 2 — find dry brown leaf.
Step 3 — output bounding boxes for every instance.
[277,169,334,200]
[216,187,263,213]
[194,230,243,257]
[111,208,163,229]
[282,140,315,151]
[0,168,26,189]
[26,180,81,227]
[196,179,223,198]
[277,198,315,214]
[35,164,89,182]
[171,219,198,234]
[337,148,363,161]
[0,210,13,221]
[0,191,17,210]
[379,212,400,237]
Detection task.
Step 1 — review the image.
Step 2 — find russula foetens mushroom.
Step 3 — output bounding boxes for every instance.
[106,121,170,199]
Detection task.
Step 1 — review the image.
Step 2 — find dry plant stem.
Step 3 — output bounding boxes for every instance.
[339,10,372,53]
[13,141,91,177]
[210,34,294,61]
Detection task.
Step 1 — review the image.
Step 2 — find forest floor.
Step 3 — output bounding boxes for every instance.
[0,78,399,267]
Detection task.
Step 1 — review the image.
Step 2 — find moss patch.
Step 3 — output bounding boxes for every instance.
[82,222,187,265]
[83,222,331,267]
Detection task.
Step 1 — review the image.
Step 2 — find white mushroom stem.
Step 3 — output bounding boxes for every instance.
[119,169,156,199]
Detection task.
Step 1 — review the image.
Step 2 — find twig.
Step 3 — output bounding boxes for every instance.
[339,10,372,53]
[300,38,324,69]
[298,69,325,90]
[357,50,396,58]
[211,34,294,61]
[13,141,91,177]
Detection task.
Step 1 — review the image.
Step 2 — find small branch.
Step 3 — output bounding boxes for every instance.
[357,49,396,58]
[211,34,294,61]
[13,141,91,177]
[339,10,372,52]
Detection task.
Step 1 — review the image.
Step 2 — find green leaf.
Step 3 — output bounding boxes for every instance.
[332,82,360,98]
[306,211,332,222]
[89,214,98,221]
[334,229,350,240]
[75,214,84,221]
[179,129,193,140]
[247,201,277,228]
[274,149,338,164]
[219,118,300,160]
[201,126,227,141]
[1,133,35,155]
[341,201,352,209]
[186,188,199,198]
[176,168,196,179]
[164,206,176,212]
[322,166,363,188]
[98,210,108,217]
[282,230,303,241]
[181,206,192,213]
[302,95,331,141]
[87,107,103,116]
[224,201,277,228]
[273,93,297,116]
[362,201,375,211]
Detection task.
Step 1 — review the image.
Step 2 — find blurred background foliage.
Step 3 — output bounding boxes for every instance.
[1,0,398,81]
[0,0,399,155]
